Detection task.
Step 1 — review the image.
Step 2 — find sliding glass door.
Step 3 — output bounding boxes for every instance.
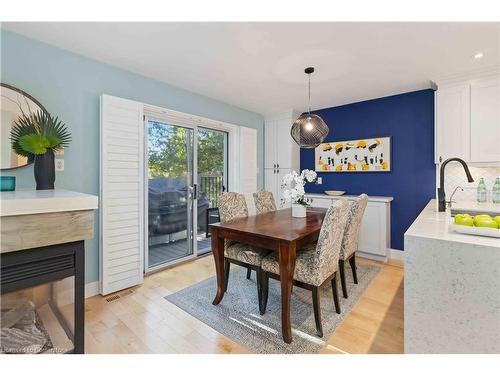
[145,119,228,271]
[146,120,195,270]
[196,127,228,255]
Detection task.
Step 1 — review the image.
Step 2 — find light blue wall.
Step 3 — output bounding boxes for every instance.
[1,30,264,284]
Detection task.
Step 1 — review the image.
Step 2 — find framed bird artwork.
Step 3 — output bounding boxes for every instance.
[314,136,392,172]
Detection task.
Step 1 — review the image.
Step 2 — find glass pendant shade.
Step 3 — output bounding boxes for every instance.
[291,113,329,149]
[291,67,330,148]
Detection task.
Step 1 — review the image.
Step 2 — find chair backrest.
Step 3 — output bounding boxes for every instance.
[340,194,369,260]
[313,200,350,283]
[253,190,277,214]
[218,192,248,223]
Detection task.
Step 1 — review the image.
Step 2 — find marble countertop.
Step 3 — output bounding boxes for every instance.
[405,199,500,248]
[0,189,98,217]
[304,193,393,203]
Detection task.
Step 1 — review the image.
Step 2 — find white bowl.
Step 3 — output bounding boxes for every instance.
[324,190,346,196]
[449,218,500,238]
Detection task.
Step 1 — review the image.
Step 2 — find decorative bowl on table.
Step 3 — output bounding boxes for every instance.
[324,190,345,196]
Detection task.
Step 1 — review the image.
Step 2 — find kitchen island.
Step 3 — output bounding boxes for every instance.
[404,199,500,353]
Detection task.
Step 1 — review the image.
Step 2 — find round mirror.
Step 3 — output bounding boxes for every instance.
[1,83,49,170]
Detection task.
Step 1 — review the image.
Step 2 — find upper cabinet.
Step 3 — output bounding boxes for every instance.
[264,111,300,170]
[264,111,301,204]
[470,76,500,162]
[435,83,470,163]
[435,73,500,164]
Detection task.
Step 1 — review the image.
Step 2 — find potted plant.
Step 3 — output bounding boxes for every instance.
[281,169,317,217]
[10,110,71,190]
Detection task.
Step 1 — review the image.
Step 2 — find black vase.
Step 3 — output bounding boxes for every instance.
[34,150,55,190]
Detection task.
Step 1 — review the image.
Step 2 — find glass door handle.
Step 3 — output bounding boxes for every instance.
[193,184,197,199]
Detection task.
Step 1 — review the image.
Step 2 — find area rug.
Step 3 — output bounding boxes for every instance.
[165,262,381,354]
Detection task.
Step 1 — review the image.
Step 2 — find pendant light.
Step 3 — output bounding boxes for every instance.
[290,67,329,148]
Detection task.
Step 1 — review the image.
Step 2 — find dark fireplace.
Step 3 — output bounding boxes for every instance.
[1,241,84,354]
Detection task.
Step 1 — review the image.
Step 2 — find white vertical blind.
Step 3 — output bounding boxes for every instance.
[100,94,144,295]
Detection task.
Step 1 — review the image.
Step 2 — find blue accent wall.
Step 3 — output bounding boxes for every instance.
[1,30,264,284]
[301,89,435,250]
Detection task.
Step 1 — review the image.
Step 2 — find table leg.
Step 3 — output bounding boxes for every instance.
[278,240,296,344]
[211,228,225,305]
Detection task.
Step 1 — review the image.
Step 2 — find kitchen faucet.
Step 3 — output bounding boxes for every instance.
[437,157,474,212]
[447,186,464,209]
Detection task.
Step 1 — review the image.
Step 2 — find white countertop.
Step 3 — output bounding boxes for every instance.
[304,193,393,203]
[0,189,99,217]
[405,199,500,248]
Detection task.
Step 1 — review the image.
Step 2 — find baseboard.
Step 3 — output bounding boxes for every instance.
[357,248,403,263]
[357,251,387,262]
[85,281,100,298]
[389,248,404,261]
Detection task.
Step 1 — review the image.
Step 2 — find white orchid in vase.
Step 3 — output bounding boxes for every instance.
[281,169,317,207]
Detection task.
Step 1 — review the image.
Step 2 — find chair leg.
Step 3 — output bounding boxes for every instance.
[339,259,348,298]
[349,255,358,284]
[256,268,265,315]
[246,268,252,279]
[331,273,341,314]
[260,271,269,315]
[312,286,323,337]
[224,258,230,292]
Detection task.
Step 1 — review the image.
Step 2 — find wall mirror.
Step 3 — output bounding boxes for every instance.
[1,83,49,170]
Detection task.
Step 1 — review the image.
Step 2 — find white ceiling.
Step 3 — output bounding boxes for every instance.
[3,22,499,115]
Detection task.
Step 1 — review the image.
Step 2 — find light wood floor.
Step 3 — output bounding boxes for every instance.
[85,256,404,354]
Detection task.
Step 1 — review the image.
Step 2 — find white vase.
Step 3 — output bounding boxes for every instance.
[292,203,307,218]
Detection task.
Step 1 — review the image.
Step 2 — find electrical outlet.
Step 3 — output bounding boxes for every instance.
[317,177,322,184]
[55,159,64,171]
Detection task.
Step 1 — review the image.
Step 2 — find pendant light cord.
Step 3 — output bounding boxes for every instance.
[308,73,311,114]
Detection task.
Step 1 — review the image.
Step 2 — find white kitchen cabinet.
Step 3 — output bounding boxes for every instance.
[264,111,301,206]
[470,76,500,162]
[276,118,298,169]
[265,167,291,208]
[305,194,393,261]
[435,83,470,163]
[435,73,500,164]
[264,118,277,169]
[264,111,300,170]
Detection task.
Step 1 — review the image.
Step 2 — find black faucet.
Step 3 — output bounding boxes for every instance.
[437,157,474,212]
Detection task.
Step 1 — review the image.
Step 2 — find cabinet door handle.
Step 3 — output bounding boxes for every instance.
[439,156,442,163]
[277,163,279,168]
[274,163,276,168]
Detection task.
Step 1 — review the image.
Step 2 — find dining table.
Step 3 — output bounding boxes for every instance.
[209,207,327,344]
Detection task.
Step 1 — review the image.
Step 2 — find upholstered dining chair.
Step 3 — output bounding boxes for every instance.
[253,190,277,215]
[338,194,368,299]
[218,192,269,314]
[260,200,351,337]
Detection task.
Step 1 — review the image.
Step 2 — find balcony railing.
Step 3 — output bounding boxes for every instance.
[199,172,224,208]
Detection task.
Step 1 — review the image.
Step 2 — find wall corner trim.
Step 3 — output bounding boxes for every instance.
[85,281,100,298]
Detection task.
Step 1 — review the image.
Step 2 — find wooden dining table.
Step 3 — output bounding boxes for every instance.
[209,207,327,344]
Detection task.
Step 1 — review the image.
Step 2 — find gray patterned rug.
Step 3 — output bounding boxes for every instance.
[165,262,380,354]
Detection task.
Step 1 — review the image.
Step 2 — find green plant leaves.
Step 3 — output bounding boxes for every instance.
[18,134,51,155]
[10,110,71,157]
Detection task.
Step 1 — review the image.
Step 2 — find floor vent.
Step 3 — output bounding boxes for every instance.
[105,294,121,303]
[105,288,136,303]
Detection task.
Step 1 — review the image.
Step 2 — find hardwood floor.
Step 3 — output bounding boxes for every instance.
[84,256,403,354]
